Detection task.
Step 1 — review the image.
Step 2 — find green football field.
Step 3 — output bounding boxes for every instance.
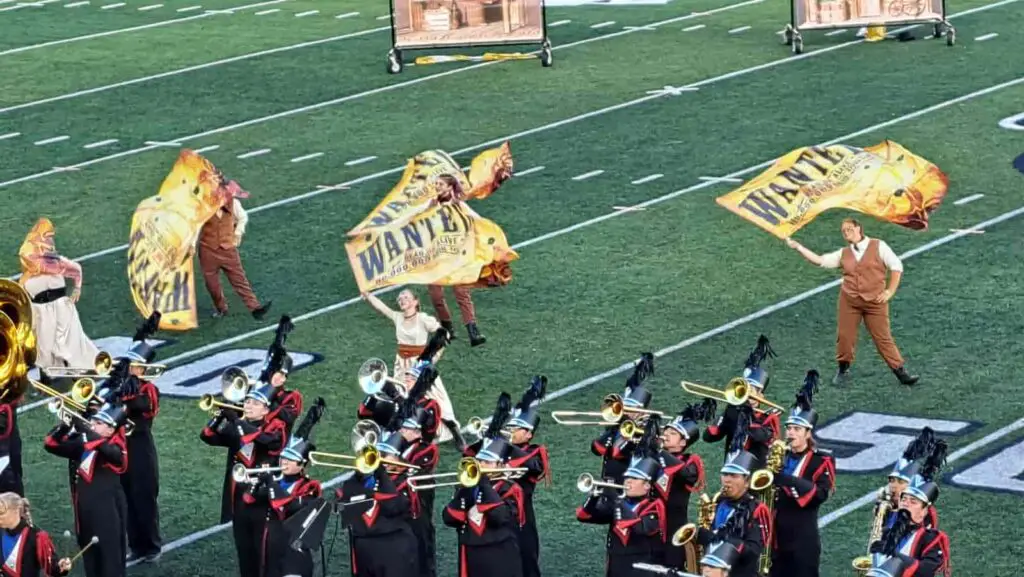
[3,0,1024,575]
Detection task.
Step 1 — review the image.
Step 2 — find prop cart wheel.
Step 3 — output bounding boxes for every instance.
[792,33,804,54]
[386,49,403,74]
[782,24,794,45]
[932,22,944,38]
[540,40,553,67]
[945,25,955,45]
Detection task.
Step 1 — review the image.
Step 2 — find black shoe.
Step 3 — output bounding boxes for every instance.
[440,320,456,340]
[444,419,468,452]
[893,366,920,386]
[211,309,227,318]
[466,322,486,347]
[832,367,851,386]
[252,301,272,320]
[141,552,162,564]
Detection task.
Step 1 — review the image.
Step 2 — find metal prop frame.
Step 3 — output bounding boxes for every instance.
[384,0,553,73]
[781,0,954,54]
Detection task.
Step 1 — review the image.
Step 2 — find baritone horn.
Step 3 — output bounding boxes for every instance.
[680,377,784,412]
[576,472,626,494]
[357,358,406,396]
[407,457,526,491]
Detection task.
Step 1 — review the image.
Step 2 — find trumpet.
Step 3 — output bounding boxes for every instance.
[680,377,784,412]
[50,398,92,427]
[408,457,527,491]
[309,445,417,475]
[576,472,626,494]
[619,419,644,440]
[232,463,283,483]
[198,394,244,414]
[357,358,406,396]
[551,393,664,426]
[465,416,511,439]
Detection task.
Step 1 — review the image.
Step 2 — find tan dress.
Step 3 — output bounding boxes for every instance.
[390,310,458,442]
[23,275,99,371]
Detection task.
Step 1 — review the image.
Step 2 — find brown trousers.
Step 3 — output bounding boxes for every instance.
[836,290,904,369]
[198,245,260,313]
[427,285,475,324]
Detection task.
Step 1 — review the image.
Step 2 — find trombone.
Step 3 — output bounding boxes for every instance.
[30,378,87,414]
[407,457,527,491]
[576,472,626,494]
[680,377,785,412]
[550,393,664,426]
[232,464,283,483]
[43,352,113,378]
[309,445,418,475]
[357,358,406,396]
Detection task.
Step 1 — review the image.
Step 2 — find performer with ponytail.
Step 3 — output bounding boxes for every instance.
[768,371,836,577]
[592,354,655,485]
[245,398,325,577]
[0,492,72,576]
[704,336,780,467]
[656,399,715,571]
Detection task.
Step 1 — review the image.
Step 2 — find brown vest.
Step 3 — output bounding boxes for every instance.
[840,239,887,301]
[199,207,236,250]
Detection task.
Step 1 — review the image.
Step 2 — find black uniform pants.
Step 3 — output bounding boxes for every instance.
[77,491,127,577]
[232,505,267,577]
[518,521,541,577]
[122,431,162,556]
[769,547,820,577]
[413,489,436,577]
[265,518,314,577]
[460,539,522,577]
[351,529,419,577]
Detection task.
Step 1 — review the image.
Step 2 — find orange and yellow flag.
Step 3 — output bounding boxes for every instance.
[715,140,948,238]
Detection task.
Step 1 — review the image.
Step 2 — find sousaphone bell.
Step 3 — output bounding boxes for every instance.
[357,358,405,396]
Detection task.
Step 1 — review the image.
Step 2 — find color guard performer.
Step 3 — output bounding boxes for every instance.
[694,450,772,577]
[577,441,667,577]
[0,492,73,577]
[260,316,302,433]
[703,336,780,467]
[200,383,286,571]
[443,437,526,577]
[245,398,326,577]
[361,290,462,443]
[768,371,836,577]
[43,402,129,577]
[335,431,420,577]
[503,377,552,577]
[657,400,715,571]
[592,354,655,484]
[785,219,919,386]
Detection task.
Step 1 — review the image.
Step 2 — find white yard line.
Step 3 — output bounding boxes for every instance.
[548,19,571,26]
[591,20,616,28]
[699,175,743,183]
[0,0,1017,276]
[63,1,89,6]
[138,3,163,9]
[100,3,124,8]
[975,32,998,41]
[514,165,545,177]
[254,8,278,14]
[0,0,292,57]
[825,29,846,35]
[294,8,317,16]
[83,138,118,149]
[236,148,271,159]
[176,5,201,11]
[954,193,985,205]
[0,132,20,141]
[289,152,324,163]
[193,144,220,153]
[631,173,664,185]
[335,11,358,18]
[572,169,605,181]
[106,202,1024,562]
[33,135,69,145]
[344,155,377,166]
[683,24,705,31]
[0,27,390,115]
[728,25,751,33]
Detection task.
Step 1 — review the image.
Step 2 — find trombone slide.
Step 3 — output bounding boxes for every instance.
[549,410,618,426]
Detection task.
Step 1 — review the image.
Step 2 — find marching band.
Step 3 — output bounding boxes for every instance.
[0,263,959,577]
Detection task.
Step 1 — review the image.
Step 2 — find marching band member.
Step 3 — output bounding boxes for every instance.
[246,398,325,577]
[391,405,441,577]
[703,336,779,467]
[18,217,100,379]
[880,428,941,530]
[504,377,552,577]
[200,382,285,572]
[443,436,526,577]
[0,492,73,577]
[657,400,715,571]
[335,431,420,577]
[356,375,406,430]
[869,465,951,577]
[43,402,129,577]
[260,317,302,432]
[634,541,741,577]
[768,371,836,577]
[592,354,655,484]
[695,450,772,577]
[577,430,667,577]
[361,290,462,443]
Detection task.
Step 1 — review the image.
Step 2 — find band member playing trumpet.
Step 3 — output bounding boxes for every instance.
[577,445,667,577]
[657,400,715,571]
[335,431,420,577]
[703,336,780,467]
[43,402,129,577]
[768,371,835,577]
[200,383,285,571]
[503,377,551,577]
[592,354,655,484]
[261,316,303,433]
[442,438,526,577]
[361,289,462,443]
[693,450,772,577]
[245,398,325,577]
[0,492,73,577]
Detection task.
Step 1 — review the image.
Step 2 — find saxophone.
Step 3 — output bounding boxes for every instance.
[672,491,720,573]
[755,439,788,576]
[852,487,894,574]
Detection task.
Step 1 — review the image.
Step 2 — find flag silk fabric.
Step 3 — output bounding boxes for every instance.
[345,142,518,293]
[716,140,948,238]
[127,149,234,330]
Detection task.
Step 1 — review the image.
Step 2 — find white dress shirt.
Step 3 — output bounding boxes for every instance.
[231,198,248,238]
[820,236,903,271]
